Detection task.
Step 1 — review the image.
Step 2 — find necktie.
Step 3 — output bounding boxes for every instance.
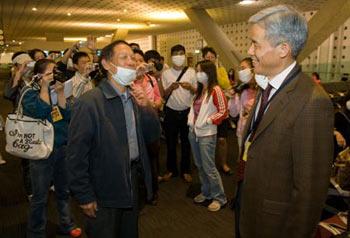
[249,84,273,141]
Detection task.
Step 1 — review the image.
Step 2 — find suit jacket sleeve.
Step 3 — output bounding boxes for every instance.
[67,98,96,205]
[285,91,334,237]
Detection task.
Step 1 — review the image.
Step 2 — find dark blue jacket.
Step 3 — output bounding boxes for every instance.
[67,79,153,208]
[21,88,71,148]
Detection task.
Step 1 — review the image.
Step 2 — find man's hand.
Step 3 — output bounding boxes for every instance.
[130,84,152,107]
[335,130,347,148]
[80,201,98,218]
[179,82,195,94]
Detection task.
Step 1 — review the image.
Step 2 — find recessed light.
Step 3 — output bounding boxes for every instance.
[19,42,22,45]
[117,19,121,22]
[67,13,71,16]
[239,0,257,5]
[12,40,15,42]
[6,44,9,47]
[32,7,37,11]
[123,9,127,13]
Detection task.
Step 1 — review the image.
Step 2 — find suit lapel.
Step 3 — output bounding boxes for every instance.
[250,65,301,144]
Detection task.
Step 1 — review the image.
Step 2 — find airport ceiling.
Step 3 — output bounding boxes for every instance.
[1,0,328,43]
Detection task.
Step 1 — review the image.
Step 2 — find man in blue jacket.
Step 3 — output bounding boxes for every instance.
[67,40,153,238]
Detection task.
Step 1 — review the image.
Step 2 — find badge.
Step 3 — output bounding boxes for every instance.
[51,106,63,122]
[242,141,251,162]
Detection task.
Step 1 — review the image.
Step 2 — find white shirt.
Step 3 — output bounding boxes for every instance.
[71,72,94,98]
[161,67,196,111]
[255,61,297,118]
[248,61,297,141]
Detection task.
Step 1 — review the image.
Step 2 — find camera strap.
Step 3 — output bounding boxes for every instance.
[164,66,188,106]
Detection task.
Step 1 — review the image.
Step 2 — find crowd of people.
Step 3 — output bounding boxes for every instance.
[1,4,346,238]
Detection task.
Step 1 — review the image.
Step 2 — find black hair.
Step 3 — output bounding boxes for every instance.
[72,51,90,65]
[129,43,140,49]
[133,49,144,59]
[201,46,217,58]
[241,57,253,69]
[34,59,56,75]
[99,40,130,76]
[28,49,47,61]
[11,51,27,61]
[144,50,161,62]
[312,72,320,80]
[171,44,185,55]
[194,60,218,101]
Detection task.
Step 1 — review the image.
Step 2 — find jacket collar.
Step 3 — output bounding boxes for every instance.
[99,78,130,100]
[242,64,302,145]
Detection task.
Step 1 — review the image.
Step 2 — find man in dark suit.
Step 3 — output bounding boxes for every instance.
[238,5,334,238]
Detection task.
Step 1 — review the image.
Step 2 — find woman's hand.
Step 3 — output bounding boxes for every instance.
[54,81,64,94]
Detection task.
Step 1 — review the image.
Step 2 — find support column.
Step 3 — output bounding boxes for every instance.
[184,8,242,69]
[298,0,350,61]
[112,29,129,42]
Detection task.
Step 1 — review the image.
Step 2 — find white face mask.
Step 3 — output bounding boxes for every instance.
[172,55,186,67]
[238,68,252,84]
[110,63,136,86]
[346,100,350,111]
[255,74,269,89]
[196,72,208,85]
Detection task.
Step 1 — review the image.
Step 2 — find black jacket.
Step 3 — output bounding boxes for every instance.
[67,79,153,208]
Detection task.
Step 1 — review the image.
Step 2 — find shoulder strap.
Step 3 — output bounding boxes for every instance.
[176,66,188,83]
[16,86,35,118]
[165,66,189,106]
[145,73,154,88]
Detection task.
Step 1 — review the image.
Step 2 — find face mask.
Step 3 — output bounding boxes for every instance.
[238,68,252,84]
[255,74,269,90]
[172,55,186,67]
[346,100,350,111]
[196,72,208,85]
[110,63,136,86]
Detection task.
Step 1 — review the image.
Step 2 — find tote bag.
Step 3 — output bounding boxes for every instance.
[5,87,54,160]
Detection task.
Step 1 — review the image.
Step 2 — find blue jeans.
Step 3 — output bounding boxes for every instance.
[27,146,74,238]
[188,131,227,205]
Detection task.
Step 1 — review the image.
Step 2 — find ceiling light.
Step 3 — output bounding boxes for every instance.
[64,37,87,42]
[117,19,121,22]
[239,0,257,5]
[32,7,37,11]
[6,44,9,47]
[123,9,127,13]
[19,42,22,45]
[67,13,72,16]
[12,40,15,42]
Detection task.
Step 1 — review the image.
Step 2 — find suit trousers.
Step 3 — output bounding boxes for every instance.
[84,160,141,238]
[163,106,191,176]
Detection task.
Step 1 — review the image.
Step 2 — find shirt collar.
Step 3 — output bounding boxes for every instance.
[108,80,130,99]
[268,61,296,90]
[98,79,128,100]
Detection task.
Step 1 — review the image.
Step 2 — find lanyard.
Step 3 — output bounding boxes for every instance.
[247,66,301,141]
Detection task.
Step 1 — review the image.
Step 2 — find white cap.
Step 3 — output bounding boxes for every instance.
[12,53,32,65]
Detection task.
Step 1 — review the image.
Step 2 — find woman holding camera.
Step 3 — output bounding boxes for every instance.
[188,60,228,212]
[22,59,81,238]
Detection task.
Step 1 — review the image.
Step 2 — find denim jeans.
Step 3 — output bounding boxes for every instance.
[27,146,74,238]
[188,131,227,205]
